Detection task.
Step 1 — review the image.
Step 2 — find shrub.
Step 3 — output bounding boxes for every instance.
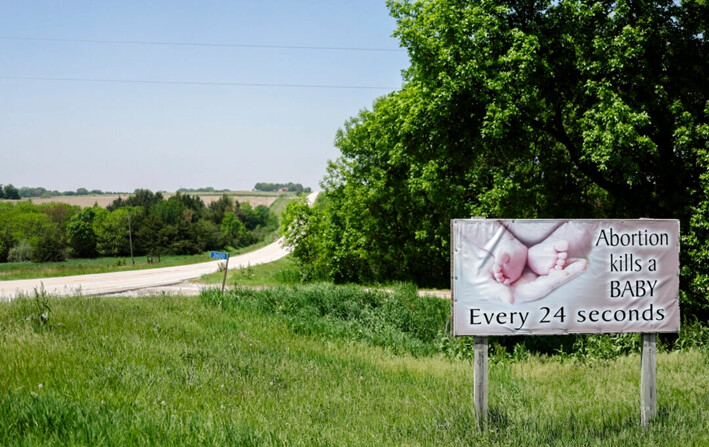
[7,241,32,262]
[31,228,67,263]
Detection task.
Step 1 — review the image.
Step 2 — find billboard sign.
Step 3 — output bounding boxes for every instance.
[452,219,680,336]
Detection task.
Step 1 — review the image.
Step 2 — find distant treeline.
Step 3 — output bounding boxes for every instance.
[253,182,311,193]
[176,187,230,193]
[0,184,123,199]
[0,189,277,263]
[0,185,21,200]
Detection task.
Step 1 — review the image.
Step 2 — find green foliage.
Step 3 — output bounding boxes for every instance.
[203,283,453,357]
[286,0,709,318]
[0,189,279,264]
[206,193,235,225]
[30,225,67,263]
[67,206,99,258]
[93,207,130,257]
[108,189,164,210]
[7,241,32,263]
[280,196,329,281]
[220,212,250,247]
[0,238,7,263]
[675,319,709,351]
[176,186,229,193]
[2,184,20,200]
[253,182,310,193]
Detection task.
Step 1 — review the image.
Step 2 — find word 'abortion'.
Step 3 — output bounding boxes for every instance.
[595,228,670,247]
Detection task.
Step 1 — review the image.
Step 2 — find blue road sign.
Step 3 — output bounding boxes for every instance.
[210,251,229,260]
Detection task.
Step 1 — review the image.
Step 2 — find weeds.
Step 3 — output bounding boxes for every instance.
[32,285,51,327]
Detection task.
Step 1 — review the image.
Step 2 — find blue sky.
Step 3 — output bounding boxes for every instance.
[0,1,409,192]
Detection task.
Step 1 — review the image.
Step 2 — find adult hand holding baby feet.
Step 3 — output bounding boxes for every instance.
[512,258,588,303]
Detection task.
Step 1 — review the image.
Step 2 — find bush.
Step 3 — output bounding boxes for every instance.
[0,238,8,263]
[31,228,67,263]
[7,241,32,262]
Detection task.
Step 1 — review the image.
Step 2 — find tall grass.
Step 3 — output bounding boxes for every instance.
[1,287,707,446]
[202,283,453,357]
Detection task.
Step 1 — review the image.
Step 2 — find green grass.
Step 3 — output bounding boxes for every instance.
[199,256,302,287]
[1,286,707,446]
[268,194,297,218]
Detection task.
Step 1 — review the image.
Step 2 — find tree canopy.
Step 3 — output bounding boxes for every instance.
[253,182,312,193]
[0,191,280,263]
[282,0,709,317]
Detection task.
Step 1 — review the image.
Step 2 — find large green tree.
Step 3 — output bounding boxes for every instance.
[67,206,100,258]
[3,184,20,200]
[283,0,709,316]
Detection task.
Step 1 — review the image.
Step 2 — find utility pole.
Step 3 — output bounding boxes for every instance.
[127,212,135,265]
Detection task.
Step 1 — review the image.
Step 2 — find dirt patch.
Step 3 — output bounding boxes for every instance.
[16,196,119,208]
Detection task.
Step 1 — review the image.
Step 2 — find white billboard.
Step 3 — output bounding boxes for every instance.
[452,219,680,336]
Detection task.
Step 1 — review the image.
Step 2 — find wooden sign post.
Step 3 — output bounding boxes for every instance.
[641,334,657,427]
[473,336,488,427]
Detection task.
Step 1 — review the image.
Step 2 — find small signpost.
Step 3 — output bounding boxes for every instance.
[451,219,680,429]
[210,251,230,293]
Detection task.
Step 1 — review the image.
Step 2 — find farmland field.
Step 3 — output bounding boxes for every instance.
[9,191,288,209]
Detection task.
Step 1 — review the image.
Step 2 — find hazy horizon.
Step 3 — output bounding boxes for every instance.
[0,1,409,193]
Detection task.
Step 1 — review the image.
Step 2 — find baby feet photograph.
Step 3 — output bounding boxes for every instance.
[460,220,593,304]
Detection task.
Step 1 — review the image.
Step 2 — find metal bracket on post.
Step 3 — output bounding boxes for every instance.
[641,333,657,427]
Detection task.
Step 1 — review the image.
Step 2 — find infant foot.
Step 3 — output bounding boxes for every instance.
[491,244,528,285]
[527,239,570,276]
[493,254,514,285]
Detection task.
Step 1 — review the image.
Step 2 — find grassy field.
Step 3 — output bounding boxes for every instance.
[1,285,707,446]
[199,256,301,286]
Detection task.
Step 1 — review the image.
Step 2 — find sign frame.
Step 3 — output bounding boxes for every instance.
[451,218,680,337]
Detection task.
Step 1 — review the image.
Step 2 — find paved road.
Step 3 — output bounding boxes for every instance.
[0,238,289,300]
[0,192,319,301]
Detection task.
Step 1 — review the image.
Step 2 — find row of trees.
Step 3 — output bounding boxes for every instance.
[0,190,278,263]
[176,187,229,193]
[0,184,21,200]
[0,184,122,199]
[281,0,708,319]
[253,182,312,193]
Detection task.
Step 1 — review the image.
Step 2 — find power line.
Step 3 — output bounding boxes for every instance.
[0,75,397,90]
[0,36,405,52]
